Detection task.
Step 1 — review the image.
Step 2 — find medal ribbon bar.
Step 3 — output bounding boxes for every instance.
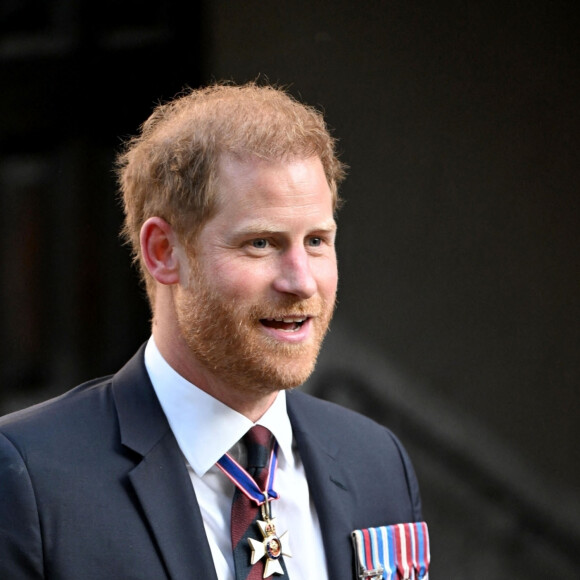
[352,522,430,580]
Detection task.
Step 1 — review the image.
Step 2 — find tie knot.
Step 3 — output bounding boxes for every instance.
[244,426,273,470]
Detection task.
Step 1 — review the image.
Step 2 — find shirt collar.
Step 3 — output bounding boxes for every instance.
[144,337,293,477]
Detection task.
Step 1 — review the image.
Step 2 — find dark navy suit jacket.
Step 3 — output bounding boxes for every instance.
[0,346,422,579]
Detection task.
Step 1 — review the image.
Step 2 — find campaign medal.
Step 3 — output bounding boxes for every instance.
[351,522,430,580]
[248,502,292,577]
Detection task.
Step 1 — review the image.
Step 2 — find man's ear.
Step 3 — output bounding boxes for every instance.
[140,217,182,285]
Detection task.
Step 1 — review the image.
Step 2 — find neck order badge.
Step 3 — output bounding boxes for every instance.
[217,427,292,578]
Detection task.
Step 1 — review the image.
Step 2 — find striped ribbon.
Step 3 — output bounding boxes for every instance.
[216,440,280,506]
[352,522,430,580]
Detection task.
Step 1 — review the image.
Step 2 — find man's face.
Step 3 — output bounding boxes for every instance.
[174,155,338,396]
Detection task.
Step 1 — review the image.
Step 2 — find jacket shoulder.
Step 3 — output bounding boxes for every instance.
[0,375,115,440]
[288,388,402,443]
[0,345,149,448]
[287,388,423,520]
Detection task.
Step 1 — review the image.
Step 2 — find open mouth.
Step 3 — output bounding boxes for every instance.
[260,316,310,332]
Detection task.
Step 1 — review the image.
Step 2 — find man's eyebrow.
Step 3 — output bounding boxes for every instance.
[312,219,338,232]
[232,218,337,236]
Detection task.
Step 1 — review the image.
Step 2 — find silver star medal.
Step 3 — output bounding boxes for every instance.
[248,506,292,577]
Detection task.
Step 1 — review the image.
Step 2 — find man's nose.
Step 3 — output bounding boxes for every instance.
[271,247,317,299]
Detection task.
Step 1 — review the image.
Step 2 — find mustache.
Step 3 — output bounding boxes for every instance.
[247,296,335,320]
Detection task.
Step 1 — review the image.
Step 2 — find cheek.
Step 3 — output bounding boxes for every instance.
[316,261,338,297]
[210,263,273,299]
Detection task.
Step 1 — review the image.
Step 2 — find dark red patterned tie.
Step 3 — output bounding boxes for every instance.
[231,426,288,579]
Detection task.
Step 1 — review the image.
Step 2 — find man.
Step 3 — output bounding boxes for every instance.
[0,83,425,579]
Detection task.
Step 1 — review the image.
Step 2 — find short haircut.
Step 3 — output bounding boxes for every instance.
[117,82,347,300]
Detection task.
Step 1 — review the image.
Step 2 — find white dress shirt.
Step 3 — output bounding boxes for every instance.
[145,337,329,579]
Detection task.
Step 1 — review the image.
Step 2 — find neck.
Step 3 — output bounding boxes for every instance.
[152,325,278,423]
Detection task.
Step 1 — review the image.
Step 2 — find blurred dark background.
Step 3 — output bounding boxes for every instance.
[1,1,579,577]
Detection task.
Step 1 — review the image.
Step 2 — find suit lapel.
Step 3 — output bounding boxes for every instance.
[287,391,356,580]
[112,347,218,580]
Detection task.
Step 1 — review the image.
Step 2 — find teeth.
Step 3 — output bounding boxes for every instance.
[272,317,306,323]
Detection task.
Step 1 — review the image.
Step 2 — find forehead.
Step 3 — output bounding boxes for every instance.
[213,154,334,218]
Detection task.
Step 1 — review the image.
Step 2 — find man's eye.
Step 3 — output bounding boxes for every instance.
[251,239,269,249]
[308,237,322,247]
